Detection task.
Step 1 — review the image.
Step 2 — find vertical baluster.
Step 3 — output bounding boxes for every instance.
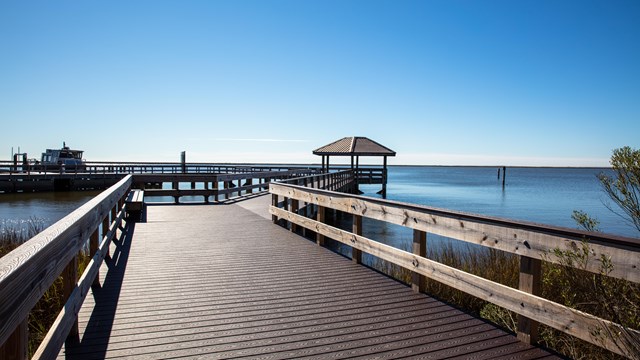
[352,214,362,264]
[90,229,100,287]
[412,229,427,293]
[272,193,279,224]
[517,256,542,344]
[317,205,325,246]
[63,255,79,345]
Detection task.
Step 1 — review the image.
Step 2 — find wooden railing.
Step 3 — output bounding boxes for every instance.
[0,176,133,359]
[133,169,319,203]
[0,161,319,175]
[272,171,357,234]
[269,181,640,358]
[354,167,386,184]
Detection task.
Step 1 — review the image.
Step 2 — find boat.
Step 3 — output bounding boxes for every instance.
[40,142,85,168]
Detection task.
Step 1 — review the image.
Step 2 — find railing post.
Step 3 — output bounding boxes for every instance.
[283,197,289,229]
[224,181,229,200]
[290,199,299,233]
[63,255,80,345]
[247,178,253,194]
[412,229,427,293]
[0,319,28,360]
[172,181,179,203]
[271,193,278,224]
[213,179,219,202]
[517,256,542,344]
[352,214,362,264]
[90,229,100,287]
[317,205,325,246]
[102,215,110,258]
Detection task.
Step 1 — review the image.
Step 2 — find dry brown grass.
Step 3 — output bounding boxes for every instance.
[1,218,90,356]
[368,238,638,360]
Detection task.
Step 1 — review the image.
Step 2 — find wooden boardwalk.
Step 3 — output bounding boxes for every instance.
[59,194,559,359]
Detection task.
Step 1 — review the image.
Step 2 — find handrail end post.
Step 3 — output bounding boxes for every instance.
[412,229,427,293]
[517,256,542,344]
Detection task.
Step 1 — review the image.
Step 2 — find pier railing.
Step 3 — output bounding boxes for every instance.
[133,169,319,203]
[269,181,640,358]
[354,167,386,184]
[0,160,318,175]
[0,175,132,359]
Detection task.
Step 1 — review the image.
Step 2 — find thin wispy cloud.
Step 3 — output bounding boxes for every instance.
[213,138,309,143]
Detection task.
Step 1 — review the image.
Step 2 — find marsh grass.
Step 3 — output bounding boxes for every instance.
[1,218,90,356]
[368,237,638,359]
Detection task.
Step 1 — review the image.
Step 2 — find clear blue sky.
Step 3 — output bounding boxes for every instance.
[1,0,638,166]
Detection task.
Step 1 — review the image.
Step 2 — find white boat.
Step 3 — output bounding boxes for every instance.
[41,142,85,167]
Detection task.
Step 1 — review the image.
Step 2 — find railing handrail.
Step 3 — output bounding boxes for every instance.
[0,175,133,356]
[271,182,640,262]
[268,182,640,357]
[278,169,353,185]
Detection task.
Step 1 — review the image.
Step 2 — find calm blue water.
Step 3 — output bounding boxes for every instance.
[376,166,635,238]
[339,166,638,263]
[0,167,637,241]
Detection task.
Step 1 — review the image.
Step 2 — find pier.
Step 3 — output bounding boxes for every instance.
[1,170,639,359]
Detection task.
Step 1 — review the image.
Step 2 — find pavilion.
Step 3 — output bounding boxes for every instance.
[313,136,396,197]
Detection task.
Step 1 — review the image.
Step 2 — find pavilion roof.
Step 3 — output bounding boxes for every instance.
[313,137,396,157]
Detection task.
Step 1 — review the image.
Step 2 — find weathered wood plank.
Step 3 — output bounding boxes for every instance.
[269,205,639,357]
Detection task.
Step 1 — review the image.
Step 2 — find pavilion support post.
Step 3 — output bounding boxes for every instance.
[355,156,360,194]
[382,156,388,199]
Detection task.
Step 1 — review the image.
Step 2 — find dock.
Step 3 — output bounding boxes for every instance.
[59,196,555,359]
[1,170,638,359]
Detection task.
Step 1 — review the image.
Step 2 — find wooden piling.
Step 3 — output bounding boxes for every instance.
[502,166,506,188]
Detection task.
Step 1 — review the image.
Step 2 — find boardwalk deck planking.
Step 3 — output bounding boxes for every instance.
[58,196,559,359]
